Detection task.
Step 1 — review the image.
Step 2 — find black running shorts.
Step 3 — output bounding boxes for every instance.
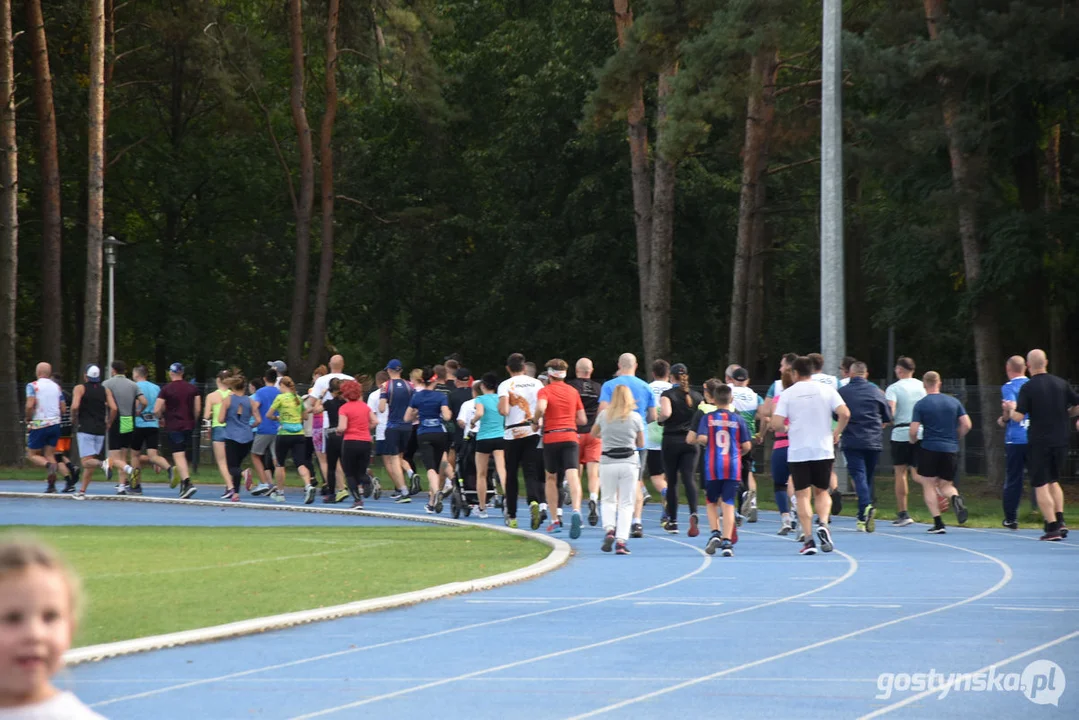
[543,441,579,475]
[917,449,957,481]
[790,458,834,491]
[1028,445,1067,489]
[891,440,919,468]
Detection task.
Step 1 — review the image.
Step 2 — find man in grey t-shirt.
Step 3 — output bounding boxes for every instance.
[102,360,145,493]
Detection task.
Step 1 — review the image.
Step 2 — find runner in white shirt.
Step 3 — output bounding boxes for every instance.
[498,353,546,529]
[773,356,850,556]
[726,365,763,522]
[646,360,673,518]
[807,351,844,514]
[24,362,66,492]
[310,354,353,401]
[884,356,926,526]
[368,370,389,487]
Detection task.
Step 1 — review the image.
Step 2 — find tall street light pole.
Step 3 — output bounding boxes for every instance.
[821,0,845,376]
[103,236,120,375]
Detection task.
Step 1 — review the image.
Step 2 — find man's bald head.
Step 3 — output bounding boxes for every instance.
[1027,349,1048,372]
[329,354,345,373]
[575,358,593,378]
[35,362,52,379]
[1006,355,1025,376]
[618,353,637,373]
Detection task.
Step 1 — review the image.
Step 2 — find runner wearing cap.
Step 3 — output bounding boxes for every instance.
[498,353,545,529]
[70,364,116,498]
[406,366,453,513]
[268,360,287,386]
[657,363,704,536]
[24,362,66,493]
[534,359,587,537]
[154,362,201,499]
[726,365,763,522]
[447,367,474,491]
[569,358,603,526]
[380,359,416,502]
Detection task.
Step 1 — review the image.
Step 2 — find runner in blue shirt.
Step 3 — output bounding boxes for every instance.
[598,353,657,540]
[379,359,416,502]
[998,355,1029,530]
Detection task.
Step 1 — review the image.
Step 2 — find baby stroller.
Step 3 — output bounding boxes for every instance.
[449,434,504,518]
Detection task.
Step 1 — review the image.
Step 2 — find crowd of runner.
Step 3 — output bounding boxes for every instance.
[21,347,1079,555]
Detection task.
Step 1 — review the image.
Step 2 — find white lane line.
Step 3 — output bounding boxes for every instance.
[992,606,1079,612]
[634,601,725,607]
[85,543,390,579]
[91,533,713,708]
[810,604,901,609]
[76,675,885,684]
[857,629,1079,719]
[464,600,551,605]
[564,531,1013,719]
[286,540,860,719]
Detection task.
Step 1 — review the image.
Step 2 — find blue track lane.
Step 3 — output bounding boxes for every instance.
[3,480,1077,719]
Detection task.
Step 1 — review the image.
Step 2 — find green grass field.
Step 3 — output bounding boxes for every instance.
[10,525,547,647]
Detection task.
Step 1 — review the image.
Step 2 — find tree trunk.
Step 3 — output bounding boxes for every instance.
[728,48,778,368]
[0,0,19,463]
[743,177,768,377]
[309,0,339,365]
[287,0,315,374]
[645,63,677,368]
[81,0,105,370]
[612,0,654,357]
[924,0,1003,489]
[1043,123,1068,375]
[26,0,61,369]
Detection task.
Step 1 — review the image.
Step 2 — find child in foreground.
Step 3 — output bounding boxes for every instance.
[0,537,104,719]
[686,380,751,557]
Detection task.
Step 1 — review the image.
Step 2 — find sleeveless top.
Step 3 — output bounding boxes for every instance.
[223,394,254,443]
[78,383,107,435]
[210,388,232,428]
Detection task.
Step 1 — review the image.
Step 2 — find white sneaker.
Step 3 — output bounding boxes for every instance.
[478,509,489,519]
[74,491,86,500]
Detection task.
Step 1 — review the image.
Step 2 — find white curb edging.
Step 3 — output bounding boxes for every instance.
[0,490,571,666]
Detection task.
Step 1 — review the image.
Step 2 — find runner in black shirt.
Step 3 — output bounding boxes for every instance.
[448,367,474,477]
[1007,349,1079,541]
[569,358,604,525]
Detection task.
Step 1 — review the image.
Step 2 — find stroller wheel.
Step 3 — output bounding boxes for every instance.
[449,493,459,519]
[362,481,373,498]
[463,503,472,517]
[372,478,382,500]
[494,495,503,509]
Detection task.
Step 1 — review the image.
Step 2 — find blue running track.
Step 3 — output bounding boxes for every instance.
[2,480,1077,719]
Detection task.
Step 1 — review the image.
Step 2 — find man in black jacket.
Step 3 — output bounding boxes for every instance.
[838,361,892,532]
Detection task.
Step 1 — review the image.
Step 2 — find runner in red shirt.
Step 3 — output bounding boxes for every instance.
[534,359,586,538]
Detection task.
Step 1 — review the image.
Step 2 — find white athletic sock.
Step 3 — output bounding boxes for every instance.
[633,517,641,525]
[539,502,547,511]
[124,465,134,475]
[589,492,598,502]
[557,508,563,518]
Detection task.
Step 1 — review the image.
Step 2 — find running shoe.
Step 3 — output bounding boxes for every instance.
[539,507,548,526]
[350,499,364,510]
[362,481,373,498]
[130,483,143,495]
[434,496,444,514]
[61,478,76,494]
[1001,519,1019,531]
[601,529,616,553]
[220,488,232,500]
[506,517,518,529]
[735,511,745,527]
[74,490,86,500]
[130,468,142,489]
[687,514,700,538]
[778,518,793,536]
[927,526,946,534]
[272,490,285,503]
[730,524,738,546]
[44,481,57,494]
[892,511,913,527]
[642,492,651,506]
[816,525,834,553]
[408,473,422,496]
[705,534,721,556]
[243,468,253,491]
[168,466,177,489]
[394,492,412,504]
[322,495,336,504]
[529,501,541,530]
[797,532,806,543]
[389,489,403,499]
[304,485,316,505]
[231,491,240,503]
[425,504,436,514]
[180,481,198,500]
[116,483,128,496]
[478,509,488,519]
[662,519,679,535]
[570,511,582,539]
[546,522,562,534]
[720,539,734,557]
[1040,529,1063,541]
[799,540,817,555]
[865,504,876,534]
[630,523,643,539]
[615,541,630,555]
[952,494,968,525]
[587,499,598,527]
[251,482,272,497]
[335,488,351,503]
[741,490,758,523]
[856,520,867,532]
[1060,523,1069,539]
[105,463,113,483]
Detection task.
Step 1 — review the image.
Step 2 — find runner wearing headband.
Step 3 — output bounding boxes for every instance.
[534,359,587,538]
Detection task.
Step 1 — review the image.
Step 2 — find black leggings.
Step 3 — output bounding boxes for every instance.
[504,435,542,518]
[224,440,252,487]
[341,440,372,500]
[663,434,699,522]
[325,432,343,493]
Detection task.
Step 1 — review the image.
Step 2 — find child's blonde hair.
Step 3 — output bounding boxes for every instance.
[0,536,82,623]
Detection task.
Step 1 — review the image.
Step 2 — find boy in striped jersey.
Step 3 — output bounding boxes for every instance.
[688,380,751,557]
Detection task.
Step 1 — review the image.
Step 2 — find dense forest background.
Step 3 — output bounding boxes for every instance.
[3,0,1079,473]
